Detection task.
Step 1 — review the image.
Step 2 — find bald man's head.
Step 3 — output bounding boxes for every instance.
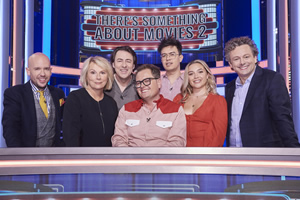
[26,53,52,90]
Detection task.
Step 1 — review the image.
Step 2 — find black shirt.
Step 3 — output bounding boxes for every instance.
[63,88,118,146]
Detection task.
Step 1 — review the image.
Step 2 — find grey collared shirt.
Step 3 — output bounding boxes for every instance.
[105,76,139,110]
[229,69,255,147]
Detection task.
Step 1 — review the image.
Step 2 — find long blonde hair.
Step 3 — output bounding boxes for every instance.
[181,59,217,102]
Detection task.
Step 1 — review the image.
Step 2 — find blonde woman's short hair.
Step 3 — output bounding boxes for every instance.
[181,59,217,101]
[80,56,114,90]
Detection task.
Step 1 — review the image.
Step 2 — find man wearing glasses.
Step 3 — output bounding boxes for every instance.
[112,64,186,147]
[158,36,184,100]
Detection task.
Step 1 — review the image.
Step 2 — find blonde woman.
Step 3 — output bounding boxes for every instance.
[63,56,118,146]
[173,59,227,147]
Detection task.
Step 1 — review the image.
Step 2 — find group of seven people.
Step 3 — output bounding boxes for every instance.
[2,36,300,147]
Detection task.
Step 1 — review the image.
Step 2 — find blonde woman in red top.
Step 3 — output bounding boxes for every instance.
[173,59,227,147]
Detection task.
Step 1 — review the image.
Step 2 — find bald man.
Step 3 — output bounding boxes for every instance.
[2,53,65,147]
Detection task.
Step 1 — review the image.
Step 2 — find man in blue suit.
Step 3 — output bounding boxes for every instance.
[2,53,65,147]
[225,36,300,147]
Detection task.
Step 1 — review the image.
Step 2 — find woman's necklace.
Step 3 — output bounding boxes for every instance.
[192,96,199,108]
[191,93,208,108]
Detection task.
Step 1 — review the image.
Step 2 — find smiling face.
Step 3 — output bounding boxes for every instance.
[112,50,134,81]
[135,69,161,102]
[187,63,208,92]
[26,53,52,90]
[86,62,108,92]
[228,44,257,84]
[160,46,183,73]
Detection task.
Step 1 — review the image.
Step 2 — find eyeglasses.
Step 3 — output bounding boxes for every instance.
[160,52,180,60]
[135,77,158,88]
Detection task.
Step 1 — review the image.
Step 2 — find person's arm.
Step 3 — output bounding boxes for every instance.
[165,106,187,147]
[111,107,129,147]
[268,73,300,147]
[62,92,82,147]
[207,95,228,147]
[2,88,22,147]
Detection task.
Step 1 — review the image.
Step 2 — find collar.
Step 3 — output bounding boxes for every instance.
[124,94,180,114]
[114,74,134,86]
[162,72,184,80]
[125,94,164,112]
[30,80,49,95]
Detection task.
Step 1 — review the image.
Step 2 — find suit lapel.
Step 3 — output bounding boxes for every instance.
[225,80,236,136]
[226,80,236,113]
[24,81,37,126]
[243,66,263,113]
[49,86,59,115]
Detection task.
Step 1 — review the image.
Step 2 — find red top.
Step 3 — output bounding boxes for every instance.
[173,93,228,147]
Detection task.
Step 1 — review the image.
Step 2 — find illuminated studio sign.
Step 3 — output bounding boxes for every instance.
[81,3,219,52]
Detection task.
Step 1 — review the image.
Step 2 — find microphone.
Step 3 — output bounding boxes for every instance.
[169,87,173,91]
[146,118,151,122]
[120,95,124,100]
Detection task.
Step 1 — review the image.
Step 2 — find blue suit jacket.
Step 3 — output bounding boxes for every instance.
[2,81,65,147]
[225,66,300,147]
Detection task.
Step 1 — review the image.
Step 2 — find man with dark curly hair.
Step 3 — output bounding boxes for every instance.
[225,36,299,147]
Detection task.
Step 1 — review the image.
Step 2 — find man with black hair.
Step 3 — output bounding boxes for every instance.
[112,64,186,147]
[158,37,184,100]
[106,46,140,110]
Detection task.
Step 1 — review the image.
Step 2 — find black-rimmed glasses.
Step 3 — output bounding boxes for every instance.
[135,77,159,88]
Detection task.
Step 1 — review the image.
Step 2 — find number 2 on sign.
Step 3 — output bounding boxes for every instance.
[198,25,206,39]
